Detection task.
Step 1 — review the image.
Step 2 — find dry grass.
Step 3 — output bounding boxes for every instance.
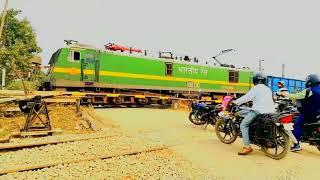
[0,114,24,138]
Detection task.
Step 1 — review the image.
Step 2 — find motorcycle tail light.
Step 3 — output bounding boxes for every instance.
[279,115,293,123]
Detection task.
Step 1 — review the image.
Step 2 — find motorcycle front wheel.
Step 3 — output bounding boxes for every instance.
[215,118,238,144]
[189,112,205,125]
[211,116,219,125]
[261,128,290,160]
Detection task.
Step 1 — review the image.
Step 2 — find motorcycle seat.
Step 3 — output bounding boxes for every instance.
[256,113,277,118]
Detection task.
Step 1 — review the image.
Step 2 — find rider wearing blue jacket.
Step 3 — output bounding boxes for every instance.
[284,74,320,151]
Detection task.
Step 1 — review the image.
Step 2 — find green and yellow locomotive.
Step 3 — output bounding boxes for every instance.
[44,40,253,104]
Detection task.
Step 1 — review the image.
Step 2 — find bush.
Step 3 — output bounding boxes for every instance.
[6,79,40,92]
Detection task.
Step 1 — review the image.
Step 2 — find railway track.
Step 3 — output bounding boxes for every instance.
[0,130,176,175]
[0,128,210,177]
[0,129,174,153]
[0,145,172,175]
[0,134,120,152]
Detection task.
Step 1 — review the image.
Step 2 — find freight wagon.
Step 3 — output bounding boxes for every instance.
[267,76,305,94]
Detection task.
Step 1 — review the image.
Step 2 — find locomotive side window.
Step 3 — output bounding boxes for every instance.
[229,70,239,83]
[73,51,80,61]
[165,63,173,76]
[68,50,81,62]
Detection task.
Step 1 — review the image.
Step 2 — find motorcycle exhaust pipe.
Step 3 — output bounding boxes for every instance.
[276,122,298,144]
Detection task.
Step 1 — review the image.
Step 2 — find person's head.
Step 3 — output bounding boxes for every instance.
[277,81,285,88]
[305,74,320,88]
[252,72,267,85]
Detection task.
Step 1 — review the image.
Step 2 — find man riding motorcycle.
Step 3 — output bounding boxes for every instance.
[282,74,320,151]
[274,81,289,100]
[231,73,275,155]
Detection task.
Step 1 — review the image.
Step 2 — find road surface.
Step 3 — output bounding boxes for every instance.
[96,108,319,180]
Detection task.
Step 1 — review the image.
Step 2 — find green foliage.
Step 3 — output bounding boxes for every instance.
[0,9,41,83]
[30,68,47,86]
[5,68,47,91]
[6,79,40,91]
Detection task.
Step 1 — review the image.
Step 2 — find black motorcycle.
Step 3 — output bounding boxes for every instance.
[287,106,320,151]
[300,116,320,151]
[295,116,320,151]
[276,98,320,151]
[189,101,221,127]
[215,104,293,160]
[274,98,295,113]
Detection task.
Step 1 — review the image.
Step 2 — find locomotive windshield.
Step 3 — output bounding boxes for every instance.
[48,49,62,66]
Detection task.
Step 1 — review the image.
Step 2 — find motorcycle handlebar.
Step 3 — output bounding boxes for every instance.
[278,98,291,102]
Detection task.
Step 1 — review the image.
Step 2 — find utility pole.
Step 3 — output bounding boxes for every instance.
[0,0,8,41]
[258,59,264,72]
[281,64,285,78]
[0,0,8,90]
[1,68,5,89]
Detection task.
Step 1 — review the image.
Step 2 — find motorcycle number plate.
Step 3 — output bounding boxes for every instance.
[283,123,294,130]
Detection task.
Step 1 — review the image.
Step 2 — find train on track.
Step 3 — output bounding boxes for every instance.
[41,40,305,106]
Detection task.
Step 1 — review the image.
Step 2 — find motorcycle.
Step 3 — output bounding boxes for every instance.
[215,104,293,160]
[286,100,320,151]
[189,101,222,127]
[274,98,296,113]
[299,116,320,151]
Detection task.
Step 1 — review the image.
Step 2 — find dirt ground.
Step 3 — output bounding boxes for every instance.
[95,108,319,180]
[0,104,94,138]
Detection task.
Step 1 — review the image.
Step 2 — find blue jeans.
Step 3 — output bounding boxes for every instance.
[293,114,304,142]
[240,110,260,146]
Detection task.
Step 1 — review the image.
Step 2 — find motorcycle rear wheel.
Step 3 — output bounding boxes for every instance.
[215,118,237,144]
[261,129,290,160]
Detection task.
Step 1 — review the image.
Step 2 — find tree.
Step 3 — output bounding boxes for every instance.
[0,9,42,84]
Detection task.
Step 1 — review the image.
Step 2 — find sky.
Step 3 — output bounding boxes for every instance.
[5,0,320,80]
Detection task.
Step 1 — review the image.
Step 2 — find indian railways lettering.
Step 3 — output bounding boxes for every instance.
[178,67,208,76]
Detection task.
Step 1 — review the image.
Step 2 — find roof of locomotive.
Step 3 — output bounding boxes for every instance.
[65,43,253,73]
